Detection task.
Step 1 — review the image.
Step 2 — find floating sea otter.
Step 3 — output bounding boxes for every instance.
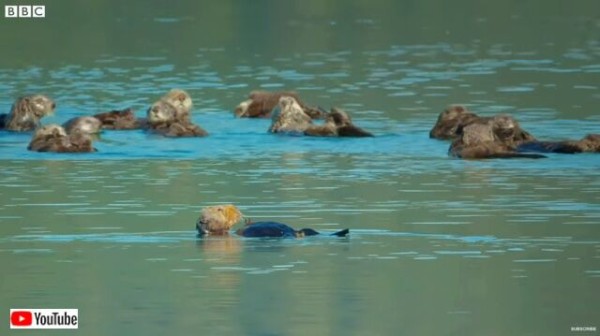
[146,100,207,137]
[235,90,326,119]
[27,124,96,153]
[430,105,535,144]
[0,95,56,131]
[449,122,545,159]
[196,204,349,238]
[304,108,374,137]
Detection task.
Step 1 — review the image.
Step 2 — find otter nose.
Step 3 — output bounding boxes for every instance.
[51,102,56,109]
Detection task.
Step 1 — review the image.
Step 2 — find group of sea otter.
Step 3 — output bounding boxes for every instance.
[2,90,599,238]
[1,89,597,157]
[429,105,600,158]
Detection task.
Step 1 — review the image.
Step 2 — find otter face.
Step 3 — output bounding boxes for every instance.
[491,114,518,141]
[34,124,68,138]
[278,96,296,109]
[162,89,192,118]
[147,101,177,124]
[29,95,56,118]
[196,204,244,235]
[64,116,102,135]
[234,99,252,117]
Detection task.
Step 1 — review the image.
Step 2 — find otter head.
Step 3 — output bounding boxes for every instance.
[162,89,192,119]
[196,204,244,236]
[234,99,252,117]
[430,105,473,139]
[64,116,102,135]
[580,134,600,152]
[18,95,56,119]
[278,96,297,110]
[491,114,518,141]
[147,100,177,124]
[329,108,353,126]
[34,124,67,138]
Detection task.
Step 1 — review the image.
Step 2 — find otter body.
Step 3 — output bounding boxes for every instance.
[27,124,96,153]
[517,134,600,154]
[235,91,325,119]
[304,108,373,137]
[93,108,146,130]
[2,95,56,131]
[236,221,349,238]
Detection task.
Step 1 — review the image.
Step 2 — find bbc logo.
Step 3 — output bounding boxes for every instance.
[5,5,45,18]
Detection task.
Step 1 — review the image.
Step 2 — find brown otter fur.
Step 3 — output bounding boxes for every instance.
[235,91,326,119]
[27,124,96,153]
[449,123,545,159]
[93,108,147,130]
[62,116,102,135]
[2,95,56,131]
[146,100,207,137]
[196,204,245,235]
[268,96,313,134]
[304,108,374,137]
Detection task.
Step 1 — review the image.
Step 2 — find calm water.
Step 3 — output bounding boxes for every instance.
[1,1,599,335]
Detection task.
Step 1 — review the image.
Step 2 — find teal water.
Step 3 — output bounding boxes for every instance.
[1,1,600,335]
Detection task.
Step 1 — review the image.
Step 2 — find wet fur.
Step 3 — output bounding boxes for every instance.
[27,124,96,153]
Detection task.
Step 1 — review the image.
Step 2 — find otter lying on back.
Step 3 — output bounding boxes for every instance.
[27,124,96,153]
[146,100,208,137]
[196,204,349,238]
[235,91,326,119]
[0,95,56,131]
[430,105,535,144]
[449,122,545,159]
[304,108,374,137]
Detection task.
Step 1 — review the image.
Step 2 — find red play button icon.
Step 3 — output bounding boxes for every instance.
[10,311,32,327]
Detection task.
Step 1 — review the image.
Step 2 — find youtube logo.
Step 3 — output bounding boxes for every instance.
[10,311,32,327]
[10,309,78,329]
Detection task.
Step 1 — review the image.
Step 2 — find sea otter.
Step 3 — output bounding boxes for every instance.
[1,95,56,131]
[27,124,96,153]
[449,123,545,159]
[517,133,600,154]
[62,116,102,135]
[146,100,207,137]
[268,96,313,135]
[196,204,349,238]
[430,105,536,145]
[93,108,147,130]
[304,108,374,137]
[235,91,326,119]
